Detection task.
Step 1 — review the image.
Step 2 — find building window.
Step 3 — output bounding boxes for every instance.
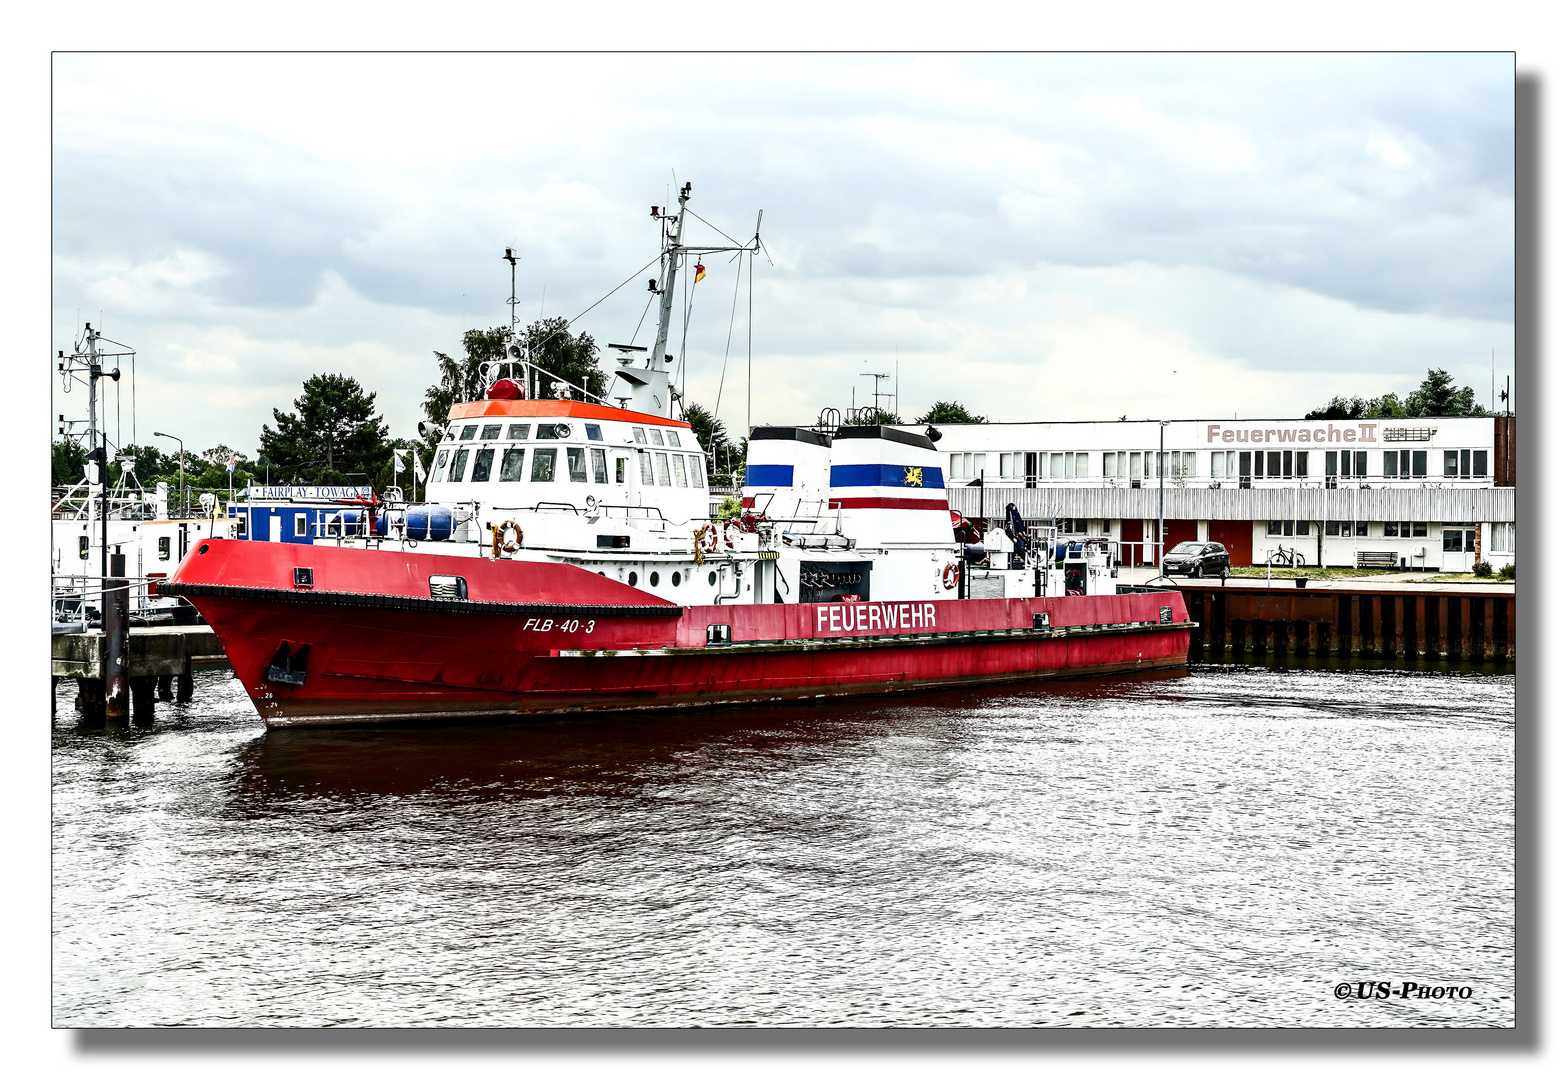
[1384,451,1399,478]
[1384,521,1399,538]
[1267,520,1282,536]
[1474,450,1488,476]
[531,448,557,482]
[1050,452,1064,479]
[1490,522,1515,552]
[1354,451,1367,477]
[1296,520,1310,535]
[1078,452,1092,478]
[1445,450,1459,477]
[1326,521,1340,536]
[1413,522,1427,537]
[1128,452,1141,487]
[1412,450,1427,477]
[1355,521,1369,536]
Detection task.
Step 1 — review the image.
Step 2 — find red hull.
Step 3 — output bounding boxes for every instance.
[167,540,1192,727]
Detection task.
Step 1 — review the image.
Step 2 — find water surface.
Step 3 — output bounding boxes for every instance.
[52,663,1513,1027]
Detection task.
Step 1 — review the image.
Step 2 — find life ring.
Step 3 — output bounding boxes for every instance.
[942,562,959,590]
[492,520,524,557]
[722,519,737,549]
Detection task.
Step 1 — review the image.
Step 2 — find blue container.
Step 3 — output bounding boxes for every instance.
[337,509,390,536]
[405,505,453,541]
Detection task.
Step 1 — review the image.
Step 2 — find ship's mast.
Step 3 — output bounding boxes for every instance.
[648,183,690,385]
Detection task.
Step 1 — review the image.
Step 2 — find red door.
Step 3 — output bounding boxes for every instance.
[1119,519,1144,566]
[1207,519,1253,568]
[1163,519,1197,555]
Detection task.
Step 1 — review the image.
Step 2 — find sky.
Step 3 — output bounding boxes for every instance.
[51,52,1515,459]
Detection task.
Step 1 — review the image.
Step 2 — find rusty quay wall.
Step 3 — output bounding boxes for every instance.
[1176,583,1515,664]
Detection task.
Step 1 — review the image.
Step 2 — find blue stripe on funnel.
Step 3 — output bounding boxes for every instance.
[744,464,794,487]
[830,463,945,489]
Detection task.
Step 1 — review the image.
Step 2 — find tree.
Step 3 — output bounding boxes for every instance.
[523,317,606,400]
[1306,369,1491,421]
[424,327,506,438]
[52,440,86,486]
[1304,395,1369,421]
[681,402,730,458]
[259,373,393,485]
[681,403,744,487]
[916,400,986,424]
[1404,368,1490,417]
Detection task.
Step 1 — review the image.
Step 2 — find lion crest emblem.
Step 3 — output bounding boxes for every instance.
[903,466,923,487]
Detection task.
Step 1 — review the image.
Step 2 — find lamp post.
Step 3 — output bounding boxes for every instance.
[1158,420,1169,577]
[153,431,184,518]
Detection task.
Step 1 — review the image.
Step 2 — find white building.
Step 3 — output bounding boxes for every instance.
[925,416,1517,572]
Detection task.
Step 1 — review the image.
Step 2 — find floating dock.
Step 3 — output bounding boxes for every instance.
[1177,581,1514,663]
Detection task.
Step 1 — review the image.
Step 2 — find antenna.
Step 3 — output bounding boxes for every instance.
[861,372,892,417]
[503,248,520,331]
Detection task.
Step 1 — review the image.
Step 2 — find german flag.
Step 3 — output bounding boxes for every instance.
[693,261,706,284]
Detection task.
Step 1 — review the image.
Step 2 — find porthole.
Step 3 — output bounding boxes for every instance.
[650,571,660,587]
[708,570,717,586]
[197,543,209,554]
[628,571,638,587]
[598,571,606,577]
[671,571,681,587]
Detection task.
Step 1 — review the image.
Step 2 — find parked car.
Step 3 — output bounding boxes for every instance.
[1162,540,1231,579]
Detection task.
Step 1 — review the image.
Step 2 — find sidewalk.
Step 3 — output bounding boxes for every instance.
[1120,565,1515,594]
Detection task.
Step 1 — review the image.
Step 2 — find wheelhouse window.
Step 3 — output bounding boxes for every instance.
[498,448,527,481]
[566,447,589,483]
[590,448,609,483]
[672,455,688,486]
[531,448,557,482]
[650,429,666,447]
[471,448,494,482]
[536,423,569,440]
[655,452,671,485]
[480,424,502,441]
[448,449,469,482]
[616,457,628,484]
[633,427,647,444]
[666,431,681,448]
[459,424,478,440]
[690,455,706,487]
[585,424,603,441]
[507,424,530,440]
[638,453,654,484]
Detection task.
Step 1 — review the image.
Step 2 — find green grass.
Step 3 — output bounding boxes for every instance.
[1425,572,1514,583]
[1225,566,1405,580]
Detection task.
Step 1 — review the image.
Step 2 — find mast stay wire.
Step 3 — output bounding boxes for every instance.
[629,290,657,345]
[713,250,745,418]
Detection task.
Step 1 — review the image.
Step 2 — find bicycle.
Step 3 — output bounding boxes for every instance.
[1266,545,1306,569]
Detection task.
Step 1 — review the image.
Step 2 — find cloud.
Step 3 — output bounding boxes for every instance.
[51,52,1514,453]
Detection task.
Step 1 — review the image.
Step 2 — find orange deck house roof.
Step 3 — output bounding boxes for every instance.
[447,399,691,428]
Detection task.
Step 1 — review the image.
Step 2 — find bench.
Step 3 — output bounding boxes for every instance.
[1356,551,1399,569]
